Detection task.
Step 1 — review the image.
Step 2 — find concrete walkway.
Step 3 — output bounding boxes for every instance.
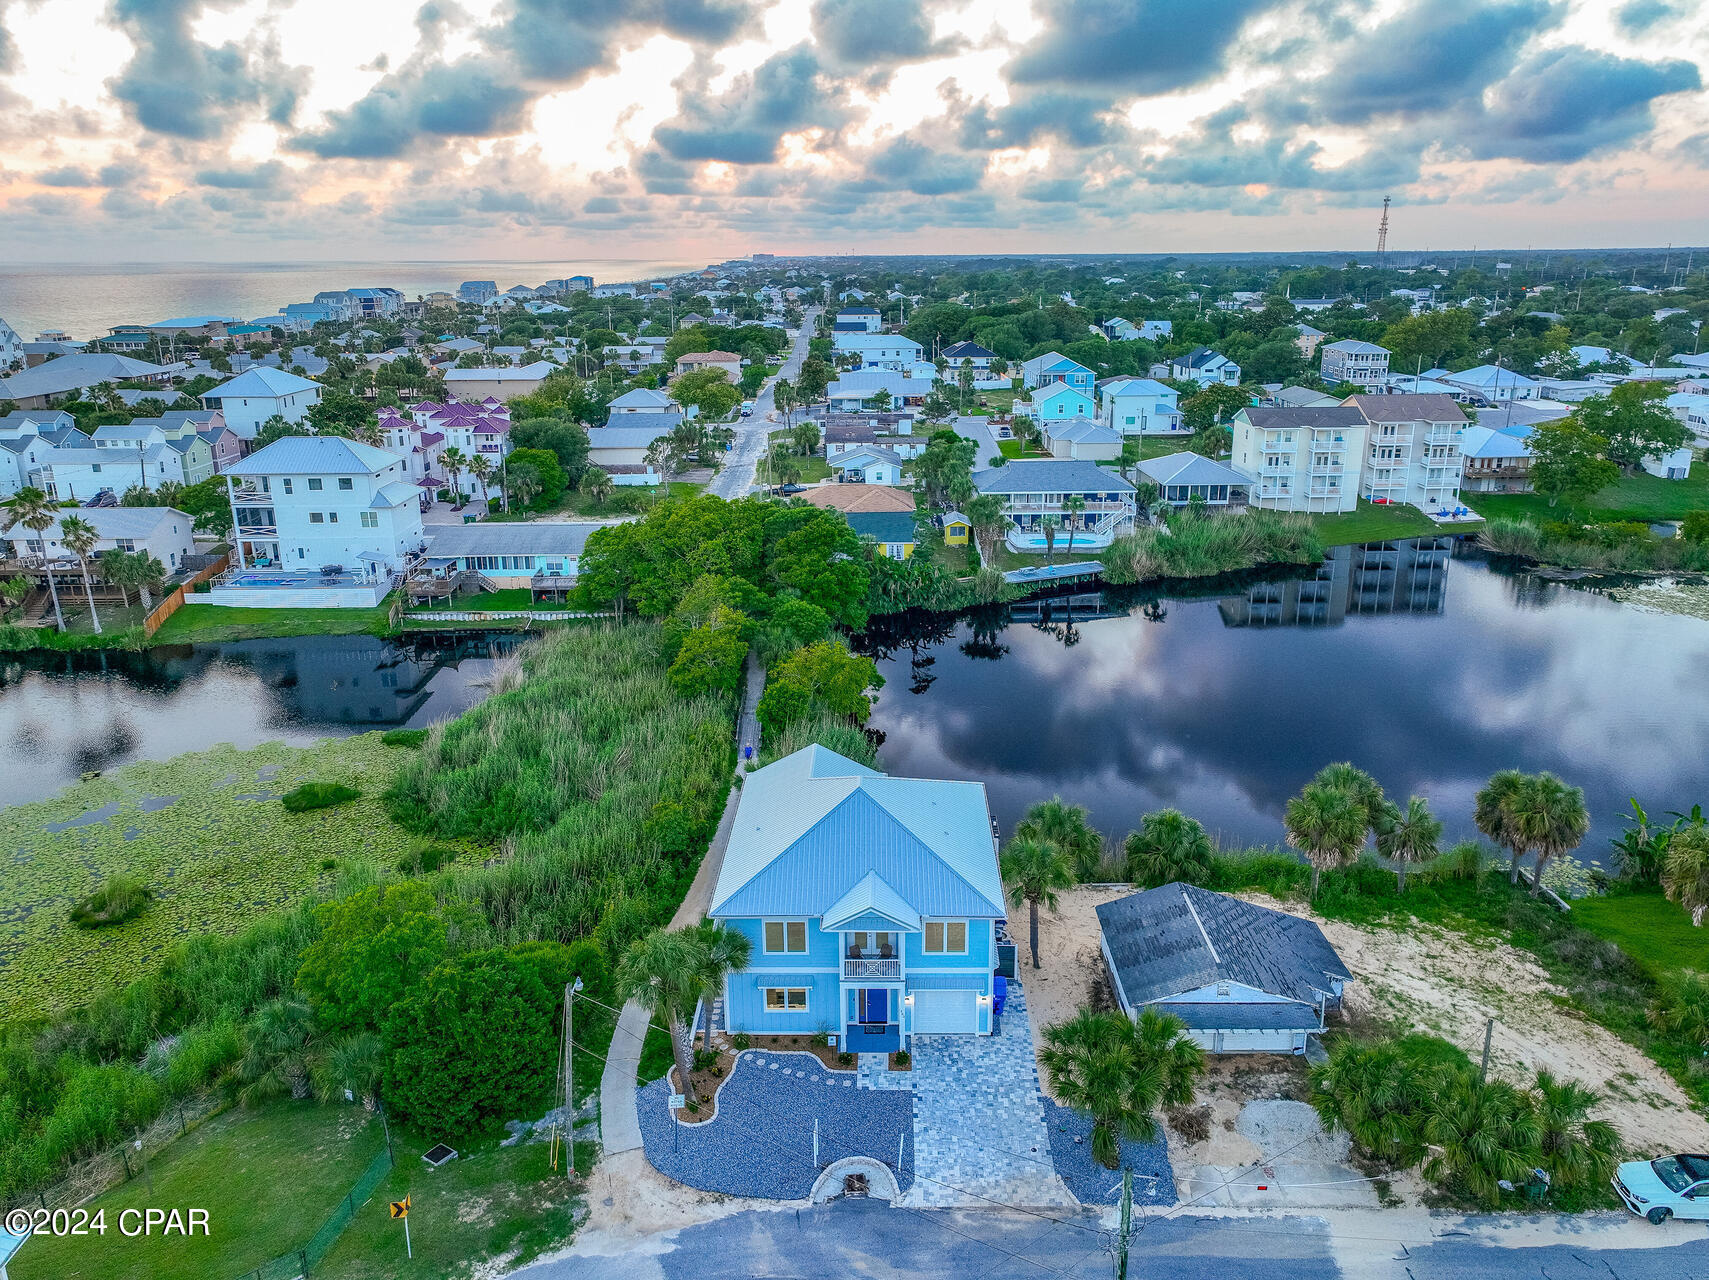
[598,651,767,1155]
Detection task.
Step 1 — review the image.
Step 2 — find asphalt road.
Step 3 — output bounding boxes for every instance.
[706,308,819,500]
[515,1203,1709,1280]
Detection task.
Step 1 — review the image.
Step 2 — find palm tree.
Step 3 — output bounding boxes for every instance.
[128,553,167,610]
[1649,970,1709,1046]
[1662,826,1709,925]
[1375,796,1442,893]
[1041,514,1060,564]
[507,463,543,511]
[1510,772,1589,897]
[238,998,321,1105]
[1308,1038,1431,1168]
[440,445,467,506]
[1421,1075,1541,1208]
[690,920,751,1052]
[582,468,615,506]
[466,454,492,505]
[1062,494,1086,559]
[616,927,706,1105]
[1039,1008,1203,1168]
[0,575,30,622]
[1476,769,1532,886]
[1530,1069,1619,1192]
[1285,781,1368,898]
[1124,809,1214,888]
[57,515,104,635]
[1312,762,1385,835]
[966,492,1007,566]
[2,487,65,631]
[1015,797,1104,881]
[312,1032,385,1110]
[999,836,1074,970]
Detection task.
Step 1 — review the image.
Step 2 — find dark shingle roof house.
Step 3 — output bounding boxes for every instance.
[845,511,917,544]
[1096,883,1351,1053]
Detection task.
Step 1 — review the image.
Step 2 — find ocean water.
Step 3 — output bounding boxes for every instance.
[0,258,706,342]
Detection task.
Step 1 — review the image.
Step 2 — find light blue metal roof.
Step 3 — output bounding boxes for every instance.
[822,872,921,931]
[227,436,404,476]
[709,745,1003,922]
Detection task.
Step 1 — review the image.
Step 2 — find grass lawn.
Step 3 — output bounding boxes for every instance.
[16,1102,385,1280]
[1140,435,1197,459]
[971,387,1017,414]
[315,1126,584,1280]
[484,481,699,522]
[1570,890,1709,979]
[151,598,395,644]
[1309,500,1481,547]
[766,431,831,483]
[1471,462,1709,524]
[998,439,1050,460]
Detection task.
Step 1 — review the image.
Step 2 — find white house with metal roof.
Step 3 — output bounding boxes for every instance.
[1100,376,1184,436]
[709,745,1005,1052]
[1319,339,1390,389]
[212,436,424,606]
[1096,883,1350,1054]
[0,505,196,572]
[201,366,324,438]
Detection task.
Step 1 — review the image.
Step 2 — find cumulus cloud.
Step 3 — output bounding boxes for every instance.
[1007,0,1284,95]
[1469,46,1701,163]
[653,45,843,163]
[810,0,956,70]
[105,0,308,140]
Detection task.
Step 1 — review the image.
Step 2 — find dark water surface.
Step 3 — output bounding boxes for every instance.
[859,539,1709,858]
[0,633,522,805]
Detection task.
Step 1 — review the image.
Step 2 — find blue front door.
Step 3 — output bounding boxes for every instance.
[859,989,888,1024]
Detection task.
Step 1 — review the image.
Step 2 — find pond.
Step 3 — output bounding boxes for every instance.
[0,632,523,806]
[858,538,1709,861]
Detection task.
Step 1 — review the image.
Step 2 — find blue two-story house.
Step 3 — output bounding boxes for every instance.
[1020,351,1095,397]
[708,745,1005,1054]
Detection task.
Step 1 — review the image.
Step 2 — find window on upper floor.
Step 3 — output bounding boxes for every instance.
[923,920,968,954]
[282,479,293,494]
[361,511,378,528]
[307,478,323,491]
[338,478,354,490]
[763,920,808,954]
[309,512,324,524]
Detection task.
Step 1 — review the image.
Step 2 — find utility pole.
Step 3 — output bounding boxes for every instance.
[1376,195,1390,267]
[564,976,582,1178]
[1115,1168,1133,1280]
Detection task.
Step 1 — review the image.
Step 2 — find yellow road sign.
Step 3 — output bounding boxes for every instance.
[390,1196,411,1219]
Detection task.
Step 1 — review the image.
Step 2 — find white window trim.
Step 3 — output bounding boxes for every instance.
[762,918,809,955]
[762,986,810,1013]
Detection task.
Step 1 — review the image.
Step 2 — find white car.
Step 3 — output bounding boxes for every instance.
[1614,1153,1709,1223]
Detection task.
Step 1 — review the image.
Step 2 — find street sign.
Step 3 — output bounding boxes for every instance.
[668,1093,686,1109]
[390,1196,411,1219]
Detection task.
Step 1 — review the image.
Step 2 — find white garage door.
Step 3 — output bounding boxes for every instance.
[911,988,978,1034]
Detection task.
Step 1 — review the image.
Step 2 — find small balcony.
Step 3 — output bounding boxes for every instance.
[843,956,902,980]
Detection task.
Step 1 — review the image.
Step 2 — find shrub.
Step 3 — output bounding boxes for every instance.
[892,1050,910,1067]
[280,782,361,813]
[836,1051,853,1066]
[1683,510,1709,544]
[395,844,456,875]
[162,1020,243,1099]
[381,728,429,748]
[68,875,153,928]
[732,1033,751,1051]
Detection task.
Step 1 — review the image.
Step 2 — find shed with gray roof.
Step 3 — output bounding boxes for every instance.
[1096,882,1350,1054]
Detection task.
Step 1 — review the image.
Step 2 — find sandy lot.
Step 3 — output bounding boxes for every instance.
[1023,886,1709,1160]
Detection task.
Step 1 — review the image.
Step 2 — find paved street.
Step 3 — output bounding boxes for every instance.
[515,1203,1709,1280]
[705,307,819,500]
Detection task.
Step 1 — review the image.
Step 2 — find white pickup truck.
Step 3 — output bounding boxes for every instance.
[1614,1153,1709,1223]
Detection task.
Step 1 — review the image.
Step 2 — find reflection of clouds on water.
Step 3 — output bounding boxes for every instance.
[0,635,519,806]
[866,552,1709,856]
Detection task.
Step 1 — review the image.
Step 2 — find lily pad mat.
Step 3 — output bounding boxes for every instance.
[0,734,426,1021]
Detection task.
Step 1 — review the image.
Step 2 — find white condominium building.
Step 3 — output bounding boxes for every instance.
[1343,394,1467,513]
[1230,406,1368,513]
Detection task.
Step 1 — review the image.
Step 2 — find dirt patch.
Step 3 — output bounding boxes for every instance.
[667,1049,739,1124]
[1023,886,1133,1052]
[1238,892,1709,1158]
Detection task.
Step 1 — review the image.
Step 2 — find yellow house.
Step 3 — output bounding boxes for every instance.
[940,511,970,546]
[847,511,916,561]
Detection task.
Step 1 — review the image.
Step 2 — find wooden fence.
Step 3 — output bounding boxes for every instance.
[142,553,231,637]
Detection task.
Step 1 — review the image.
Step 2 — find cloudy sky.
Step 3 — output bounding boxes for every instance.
[1,0,1706,262]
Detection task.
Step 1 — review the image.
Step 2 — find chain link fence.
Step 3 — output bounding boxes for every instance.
[3,1091,229,1217]
[233,1141,394,1280]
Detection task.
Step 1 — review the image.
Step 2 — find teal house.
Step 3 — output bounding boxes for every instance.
[708,745,1005,1054]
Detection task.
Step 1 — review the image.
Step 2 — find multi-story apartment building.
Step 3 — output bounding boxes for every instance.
[1230,406,1367,513]
[1320,340,1390,389]
[1343,394,1466,512]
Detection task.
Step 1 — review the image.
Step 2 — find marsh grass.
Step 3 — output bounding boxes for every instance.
[67,875,153,928]
[1102,507,1324,584]
[1480,515,1709,573]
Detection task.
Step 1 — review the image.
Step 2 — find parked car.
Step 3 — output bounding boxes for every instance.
[1614,1154,1709,1223]
[740,401,754,417]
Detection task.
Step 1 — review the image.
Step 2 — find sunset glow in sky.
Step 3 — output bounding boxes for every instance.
[1,0,1705,260]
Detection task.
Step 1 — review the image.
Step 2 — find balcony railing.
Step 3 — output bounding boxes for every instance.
[843,957,902,980]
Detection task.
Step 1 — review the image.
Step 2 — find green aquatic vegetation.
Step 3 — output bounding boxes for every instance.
[0,735,431,1022]
[67,874,153,928]
[280,782,362,813]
